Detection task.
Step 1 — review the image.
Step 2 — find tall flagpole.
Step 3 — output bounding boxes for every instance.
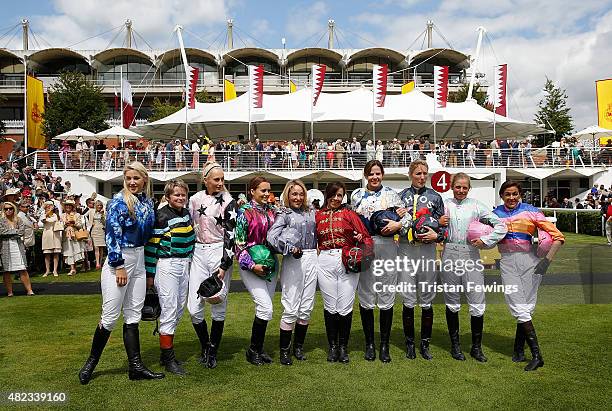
[248,68,252,142]
[433,96,437,146]
[222,66,225,102]
[23,57,28,154]
[120,66,123,129]
[372,80,376,145]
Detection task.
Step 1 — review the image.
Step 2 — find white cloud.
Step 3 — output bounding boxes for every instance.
[352,0,612,130]
[29,0,229,50]
[285,1,329,47]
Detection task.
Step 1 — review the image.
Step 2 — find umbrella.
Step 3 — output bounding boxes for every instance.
[95,125,143,141]
[52,127,96,141]
[572,125,612,147]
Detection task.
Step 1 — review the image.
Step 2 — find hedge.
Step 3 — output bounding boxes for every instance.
[542,210,603,236]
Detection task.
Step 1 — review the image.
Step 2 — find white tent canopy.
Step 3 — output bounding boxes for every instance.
[135,88,545,141]
[572,125,612,145]
[53,127,96,141]
[96,125,143,140]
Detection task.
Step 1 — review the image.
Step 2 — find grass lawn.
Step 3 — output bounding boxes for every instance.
[28,232,611,284]
[0,292,610,410]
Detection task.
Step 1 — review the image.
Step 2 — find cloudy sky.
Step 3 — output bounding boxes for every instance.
[2,0,611,130]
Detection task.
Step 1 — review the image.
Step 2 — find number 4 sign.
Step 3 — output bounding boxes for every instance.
[431,171,451,193]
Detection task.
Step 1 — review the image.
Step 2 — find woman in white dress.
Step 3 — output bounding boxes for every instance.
[61,199,85,275]
[1,202,34,296]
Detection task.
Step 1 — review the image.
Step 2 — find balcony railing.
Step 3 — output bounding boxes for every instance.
[15,147,610,173]
[1,119,149,129]
[0,73,478,91]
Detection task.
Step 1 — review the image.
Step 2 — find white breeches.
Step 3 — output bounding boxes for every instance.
[358,236,398,310]
[188,242,232,323]
[440,243,485,317]
[500,251,542,323]
[397,242,438,309]
[240,266,278,322]
[155,257,190,335]
[100,247,146,330]
[318,249,359,316]
[279,249,318,326]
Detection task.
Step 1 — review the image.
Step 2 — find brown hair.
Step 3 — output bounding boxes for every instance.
[408,159,428,176]
[363,160,384,177]
[281,179,308,211]
[451,172,471,188]
[248,176,270,200]
[499,180,523,198]
[164,179,189,198]
[324,182,346,208]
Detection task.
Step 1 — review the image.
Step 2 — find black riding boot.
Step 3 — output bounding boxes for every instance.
[79,325,111,385]
[420,307,434,360]
[522,321,544,371]
[338,311,353,364]
[123,323,165,380]
[445,307,466,361]
[192,320,210,365]
[402,305,416,359]
[293,323,308,360]
[512,323,526,362]
[469,315,487,362]
[379,308,393,363]
[246,317,268,366]
[279,329,293,366]
[360,306,376,361]
[207,320,224,369]
[160,347,186,376]
[324,310,339,362]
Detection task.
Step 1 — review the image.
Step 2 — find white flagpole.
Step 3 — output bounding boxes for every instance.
[248,67,252,143]
[120,66,123,129]
[372,74,376,146]
[222,66,225,102]
[493,67,497,144]
[23,57,28,155]
[433,94,437,146]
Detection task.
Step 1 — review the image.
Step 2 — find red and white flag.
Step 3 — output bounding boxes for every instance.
[494,64,508,117]
[121,78,134,128]
[113,87,119,111]
[433,65,449,108]
[186,65,199,109]
[311,64,326,106]
[248,65,264,109]
[373,64,388,108]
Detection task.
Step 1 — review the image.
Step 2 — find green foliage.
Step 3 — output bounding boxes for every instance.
[534,77,574,145]
[448,82,489,108]
[148,98,182,122]
[41,72,108,142]
[148,88,220,122]
[543,210,602,235]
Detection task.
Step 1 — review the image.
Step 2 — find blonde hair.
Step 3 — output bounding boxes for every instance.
[408,159,428,176]
[122,161,151,218]
[3,202,17,222]
[451,172,471,188]
[164,179,189,198]
[202,162,227,192]
[281,179,308,211]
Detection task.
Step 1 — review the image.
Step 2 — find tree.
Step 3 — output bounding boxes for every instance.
[534,77,573,145]
[42,71,108,142]
[147,88,220,122]
[448,82,489,108]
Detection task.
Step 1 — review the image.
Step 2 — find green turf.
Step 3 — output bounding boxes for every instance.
[0,292,610,410]
[27,233,611,284]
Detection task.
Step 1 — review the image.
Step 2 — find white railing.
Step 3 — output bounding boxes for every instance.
[542,208,606,235]
[0,75,474,90]
[15,147,608,173]
[106,119,149,127]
